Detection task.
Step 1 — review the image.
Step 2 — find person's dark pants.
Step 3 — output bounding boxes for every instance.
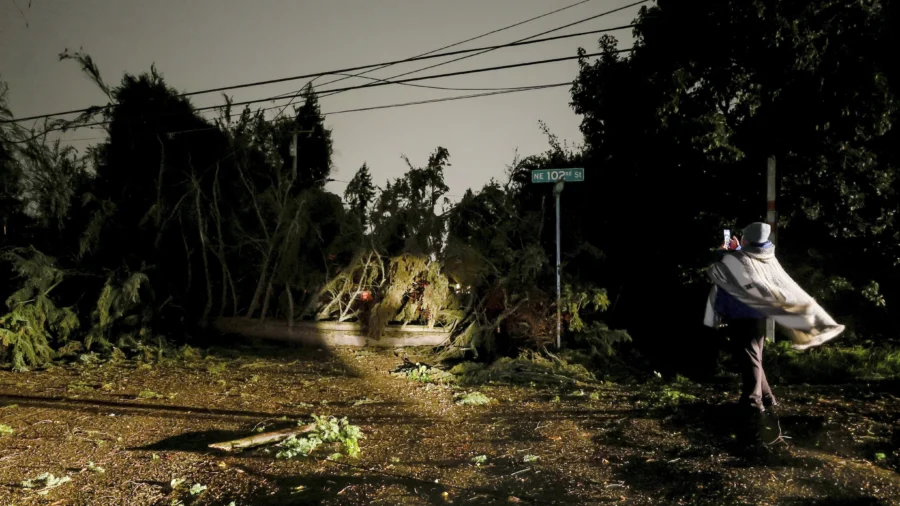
[727,318,776,411]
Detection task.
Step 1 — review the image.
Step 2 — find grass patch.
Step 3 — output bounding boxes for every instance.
[67,381,95,393]
[648,385,699,407]
[766,342,900,384]
[138,390,163,400]
[391,363,454,384]
[449,352,596,386]
[206,361,228,375]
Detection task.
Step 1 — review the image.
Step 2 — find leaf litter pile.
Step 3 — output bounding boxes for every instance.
[0,344,899,505]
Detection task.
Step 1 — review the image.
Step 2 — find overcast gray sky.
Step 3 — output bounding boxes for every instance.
[1,0,641,198]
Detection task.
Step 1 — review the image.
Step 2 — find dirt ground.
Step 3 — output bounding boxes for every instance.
[0,343,898,506]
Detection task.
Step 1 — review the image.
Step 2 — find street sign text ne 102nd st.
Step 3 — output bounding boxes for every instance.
[531,168,584,183]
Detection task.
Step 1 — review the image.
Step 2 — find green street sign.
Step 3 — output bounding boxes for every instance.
[531,168,584,183]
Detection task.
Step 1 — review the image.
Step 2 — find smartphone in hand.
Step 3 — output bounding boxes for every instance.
[724,229,731,249]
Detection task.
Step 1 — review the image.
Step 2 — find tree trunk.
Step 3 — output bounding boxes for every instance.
[246,254,270,319]
[194,186,214,324]
[286,282,295,330]
[179,217,193,293]
[259,259,280,323]
[208,423,315,452]
[211,164,234,317]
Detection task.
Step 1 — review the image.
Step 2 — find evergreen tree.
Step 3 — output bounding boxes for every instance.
[0,81,24,245]
[344,163,375,230]
[293,84,333,188]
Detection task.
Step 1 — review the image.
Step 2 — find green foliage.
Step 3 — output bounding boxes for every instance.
[292,83,334,188]
[450,352,596,386]
[392,362,454,384]
[344,163,376,231]
[17,137,87,230]
[371,147,451,257]
[0,80,25,234]
[454,391,492,406]
[85,462,105,474]
[0,424,13,437]
[648,386,699,407]
[367,254,456,336]
[189,483,207,496]
[85,271,152,350]
[276,415,365,459]
[0,248,78,370]
[313,250,385,322]
[21,472,71,490]
[206,361,227,375]
[572,322,632,358]
[560,283,631,357]
[765,341,900,384]
[566,0,900,350]
[560,284,610,332]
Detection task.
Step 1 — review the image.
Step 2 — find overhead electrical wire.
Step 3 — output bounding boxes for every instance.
[266,24,633,101]
[315,0,648,101]
[191,49,630,114]
[280,0,607,105]
[13,46,631,140]
[20,82,570,141]
[2,22,635,125]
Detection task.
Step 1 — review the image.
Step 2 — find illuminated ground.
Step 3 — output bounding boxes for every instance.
[0,344,898,505]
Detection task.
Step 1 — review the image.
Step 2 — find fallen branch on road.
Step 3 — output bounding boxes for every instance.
[208,423,315,451]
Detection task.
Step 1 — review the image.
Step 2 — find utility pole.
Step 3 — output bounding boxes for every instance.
[553,177,565,350]
[765,156,777,342]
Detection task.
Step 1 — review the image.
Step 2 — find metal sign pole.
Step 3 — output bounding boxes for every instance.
[530,168,582,350]
[553,178,565,350]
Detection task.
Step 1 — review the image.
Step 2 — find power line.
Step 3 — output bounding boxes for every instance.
[16,39,632,141]
[191,81,575,123]
[288,0,602,104]
[191,49,631,114]
[316,0,648,101]
[318,83,569,116]
[24,47,630,139]
[35,82,571,140]
[266,25,634,101]
[289,71,565,93]
[2,23,635,125]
